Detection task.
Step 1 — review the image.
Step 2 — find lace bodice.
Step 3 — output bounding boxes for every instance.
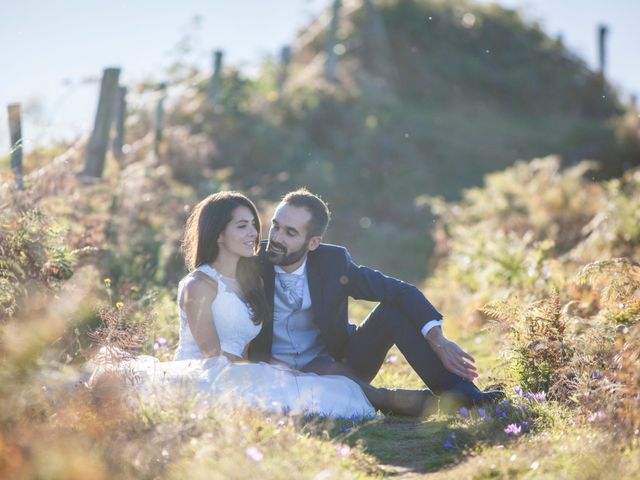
[174,264,262,360]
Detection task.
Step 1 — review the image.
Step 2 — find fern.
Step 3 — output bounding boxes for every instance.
[576,258,640,316]
[0,208,87,320]
[0,256,26,279]
[484,291,572,393]
[482,296,525,324]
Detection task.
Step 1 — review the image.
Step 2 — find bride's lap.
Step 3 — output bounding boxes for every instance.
[88,351,376,418]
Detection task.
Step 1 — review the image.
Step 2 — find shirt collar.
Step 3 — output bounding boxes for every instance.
[274,257,307,276]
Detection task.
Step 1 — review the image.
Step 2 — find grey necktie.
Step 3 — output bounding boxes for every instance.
[277,272,303,310]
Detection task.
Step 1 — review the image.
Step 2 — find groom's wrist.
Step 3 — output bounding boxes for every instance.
[421,319,443,339]
[424,324,444,346]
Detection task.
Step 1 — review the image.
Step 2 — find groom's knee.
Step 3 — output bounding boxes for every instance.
[369,302,404,325]
[366,302,423,340]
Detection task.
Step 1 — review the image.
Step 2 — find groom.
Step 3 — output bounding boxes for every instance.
[249,188,502,410]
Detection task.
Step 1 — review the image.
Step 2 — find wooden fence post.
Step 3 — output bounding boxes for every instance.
[112,86,127,160]
[83,67,121,179]
[598,24,608,78]
[325,0,342,82]
[7,103,24,190]
[362,0,393,78]
[208,50,224,104]
[278,45,292,97]
[154,83,167,156]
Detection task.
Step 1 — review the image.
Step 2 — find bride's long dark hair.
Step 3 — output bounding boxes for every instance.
[182,191,269,325]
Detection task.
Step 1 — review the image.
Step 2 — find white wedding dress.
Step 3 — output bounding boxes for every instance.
[91,265,375,419]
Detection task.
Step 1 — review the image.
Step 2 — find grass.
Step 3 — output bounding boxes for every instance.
[427,427,640,479]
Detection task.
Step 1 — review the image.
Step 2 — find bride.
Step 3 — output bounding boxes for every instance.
[92,191,376,418]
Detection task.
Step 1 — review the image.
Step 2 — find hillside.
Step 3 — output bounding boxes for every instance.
[2,1,637,281]
[162,0,638,280]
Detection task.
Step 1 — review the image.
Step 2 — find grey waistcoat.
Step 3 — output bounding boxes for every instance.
[271,274,327,370]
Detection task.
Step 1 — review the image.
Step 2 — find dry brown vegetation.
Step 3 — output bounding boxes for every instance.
[426,157,640,439]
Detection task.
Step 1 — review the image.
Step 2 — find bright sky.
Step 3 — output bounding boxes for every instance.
[1,0,638,152]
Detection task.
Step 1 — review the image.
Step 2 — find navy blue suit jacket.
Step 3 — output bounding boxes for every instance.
[248,243,443,362]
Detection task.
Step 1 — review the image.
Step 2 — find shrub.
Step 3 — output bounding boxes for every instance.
[483,291,573,393]
[0,209,89,320]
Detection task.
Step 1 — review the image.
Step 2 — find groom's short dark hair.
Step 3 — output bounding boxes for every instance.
[281,188,331,238]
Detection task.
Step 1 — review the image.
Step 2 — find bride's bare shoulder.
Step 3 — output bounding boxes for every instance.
[180,271,218,302]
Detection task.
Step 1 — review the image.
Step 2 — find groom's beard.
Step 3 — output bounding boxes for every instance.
[266,238,308,267]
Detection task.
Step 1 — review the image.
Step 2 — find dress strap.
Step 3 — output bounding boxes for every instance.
[195,264,226,291]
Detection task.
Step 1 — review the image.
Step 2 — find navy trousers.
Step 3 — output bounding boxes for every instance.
[343,303,462,393]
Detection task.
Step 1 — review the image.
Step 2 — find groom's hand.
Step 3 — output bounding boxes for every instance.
[425,327,478,381]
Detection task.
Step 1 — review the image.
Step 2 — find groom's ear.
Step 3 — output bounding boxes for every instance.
[307,236,322,251]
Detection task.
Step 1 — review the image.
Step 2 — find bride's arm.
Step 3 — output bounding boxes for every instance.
[180,273,222,358]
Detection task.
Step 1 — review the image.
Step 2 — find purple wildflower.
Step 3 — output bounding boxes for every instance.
[504,423,522,436]
[336,444,351,457]
[591,371,604,380]
[443,440,454,449]
[521,421,530,431]
[459,407,469,418]
[245,447,264,462]
[153,337,168,351]
[588,411,604,422]
[478,407,488,419]
[501,400,511,408]
[533,391,546,402]
[513,386,523,396]
[495,406,507,418]
[523,392,534,401]
[450,433,456,440]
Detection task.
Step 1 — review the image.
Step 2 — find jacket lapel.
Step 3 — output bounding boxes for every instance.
[249,246,276,361]
[259,242,276,313]
[306,250,324,324]
[263,260,275,311]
